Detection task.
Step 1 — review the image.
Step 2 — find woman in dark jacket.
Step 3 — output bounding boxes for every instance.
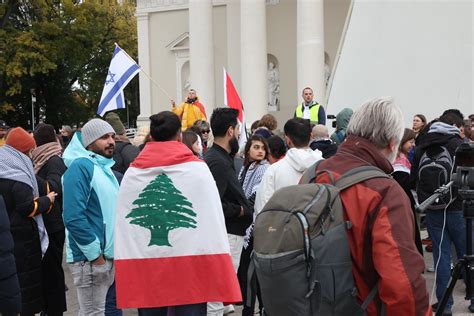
[0,195,21,315]
[392,128,423,255]
[0,127,56,315]
[33,124,67,315]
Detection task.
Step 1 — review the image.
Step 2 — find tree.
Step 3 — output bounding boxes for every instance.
[0,1,139,129]
[127,174,197,247]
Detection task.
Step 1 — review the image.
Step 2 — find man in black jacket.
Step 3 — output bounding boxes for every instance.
[411,112,464,314]
[309,124,338,158]
[105,112,140,174]
[204,108,252,315]
[0,195,21,315]
[33,123,68,315]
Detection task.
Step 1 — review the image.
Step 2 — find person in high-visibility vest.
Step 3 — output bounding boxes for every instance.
[294,87,326,125]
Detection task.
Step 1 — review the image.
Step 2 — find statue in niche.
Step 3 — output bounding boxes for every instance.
[325,63,331,86]
[182,78,191,100]
[267,62,280,111]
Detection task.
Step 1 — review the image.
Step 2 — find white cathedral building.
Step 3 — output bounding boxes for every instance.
[136,0,473,129]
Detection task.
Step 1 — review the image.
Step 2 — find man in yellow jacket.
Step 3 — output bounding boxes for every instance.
[171,89,207,130]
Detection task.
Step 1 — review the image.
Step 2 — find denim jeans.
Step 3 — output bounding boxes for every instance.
[70,259,115,316]
[105,281,122,315]
[426,210,466,310]
[138,303,207,316]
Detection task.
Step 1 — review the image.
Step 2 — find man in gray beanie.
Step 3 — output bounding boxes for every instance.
[61,118,119,314]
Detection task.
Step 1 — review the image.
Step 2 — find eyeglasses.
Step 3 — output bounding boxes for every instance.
[202,130,210,134]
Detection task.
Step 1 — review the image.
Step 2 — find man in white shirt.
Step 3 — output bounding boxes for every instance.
[254,118,323,213]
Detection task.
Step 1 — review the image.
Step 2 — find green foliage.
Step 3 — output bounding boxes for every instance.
[127,174,197,247]
[0,0,138,129]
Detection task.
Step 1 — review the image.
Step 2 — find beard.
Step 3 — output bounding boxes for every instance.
[95,146,114,159]
[229,136,240,157]
[187,97,196,103]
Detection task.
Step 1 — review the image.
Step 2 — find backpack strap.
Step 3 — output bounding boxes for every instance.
[300,160,321,184]
[335,166,391,191]
[360,284,378,310]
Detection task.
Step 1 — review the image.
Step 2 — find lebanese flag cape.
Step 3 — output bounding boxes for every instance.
[114,141,241,308]
[223,68,247,148]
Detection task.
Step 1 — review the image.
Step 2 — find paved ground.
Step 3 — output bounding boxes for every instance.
[62,229,472,315]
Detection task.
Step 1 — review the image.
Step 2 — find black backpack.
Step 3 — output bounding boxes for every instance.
[416,146,453,210]
[248,163,389,315]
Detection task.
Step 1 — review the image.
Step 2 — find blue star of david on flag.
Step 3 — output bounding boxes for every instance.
[105,71,116,85]
[97,46,140,117]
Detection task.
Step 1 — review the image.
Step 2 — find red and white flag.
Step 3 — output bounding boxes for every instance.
[114,141,241,308]
[223,68,247,148]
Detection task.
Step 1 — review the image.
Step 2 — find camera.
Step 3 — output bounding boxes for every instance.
[452,143,474,199]
[327,114,337,128]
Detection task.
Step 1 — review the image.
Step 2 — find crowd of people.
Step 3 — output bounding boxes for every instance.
[0,87,473,316]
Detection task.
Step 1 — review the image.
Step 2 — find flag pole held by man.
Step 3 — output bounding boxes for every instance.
[114,111,241,311]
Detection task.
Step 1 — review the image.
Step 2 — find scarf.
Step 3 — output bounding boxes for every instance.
[0,145,49,256]
[392,153,411,174]
[32,142,63,174]
[429,122,460,136]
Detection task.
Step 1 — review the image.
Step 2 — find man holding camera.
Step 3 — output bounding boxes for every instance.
[412,111,465,314]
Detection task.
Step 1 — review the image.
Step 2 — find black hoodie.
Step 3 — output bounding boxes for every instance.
[410,127,463,211]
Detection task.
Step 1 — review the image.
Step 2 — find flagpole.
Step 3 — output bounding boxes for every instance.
[114,43,174,102]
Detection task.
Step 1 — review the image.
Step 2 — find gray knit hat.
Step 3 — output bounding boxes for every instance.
[81,119,115,148]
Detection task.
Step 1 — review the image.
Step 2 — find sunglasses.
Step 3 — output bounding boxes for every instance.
[202,130,210,134]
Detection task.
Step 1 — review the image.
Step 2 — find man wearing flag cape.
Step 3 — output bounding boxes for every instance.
[114,111,241,314]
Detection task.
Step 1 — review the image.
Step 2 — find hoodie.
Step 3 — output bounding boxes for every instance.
[410,122,463,212]
[254,147,323,213]
[62,132,119,262]
[330,108,353,144]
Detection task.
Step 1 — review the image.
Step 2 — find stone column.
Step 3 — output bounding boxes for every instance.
[136,12,152,126]
[297,0,325,103]
[226,0,241,93]
[241,0,268,126]
[189,0,216,117]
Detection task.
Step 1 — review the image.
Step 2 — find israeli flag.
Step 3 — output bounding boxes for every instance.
[97,46,140,117]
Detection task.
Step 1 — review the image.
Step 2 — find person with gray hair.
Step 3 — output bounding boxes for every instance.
[303,97,430,315]
[62,118,119,314]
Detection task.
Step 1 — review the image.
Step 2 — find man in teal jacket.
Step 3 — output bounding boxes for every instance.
[62,118,119,315]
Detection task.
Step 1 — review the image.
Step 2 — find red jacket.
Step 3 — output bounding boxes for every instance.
[314,136,430,316]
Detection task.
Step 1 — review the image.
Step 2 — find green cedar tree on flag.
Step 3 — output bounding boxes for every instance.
[114,141,241,308]
[127,173,197,247]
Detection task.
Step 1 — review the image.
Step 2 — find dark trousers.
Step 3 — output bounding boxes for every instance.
[138,303,207,316]
[237,237,263,316]
[105,281,122,315]
[41,230,66,315]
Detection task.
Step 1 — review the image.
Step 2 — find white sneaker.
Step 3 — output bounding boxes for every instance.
[223,304,235,314]
[427,267,435,272]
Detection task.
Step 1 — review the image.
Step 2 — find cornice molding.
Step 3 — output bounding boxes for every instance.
[136,0,279,14]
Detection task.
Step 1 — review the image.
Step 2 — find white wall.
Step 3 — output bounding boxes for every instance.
[327,0,473,127]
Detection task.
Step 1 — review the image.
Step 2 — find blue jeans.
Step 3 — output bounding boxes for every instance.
[426,210,466,310]
[105,281,122,315]
[138,303,207,316]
